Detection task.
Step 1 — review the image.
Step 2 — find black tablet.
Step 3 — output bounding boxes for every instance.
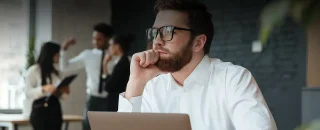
[56,74,78,89]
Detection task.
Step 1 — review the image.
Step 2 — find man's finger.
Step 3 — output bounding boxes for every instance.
[152,50,159,64]
[144,51,153,67]
[138,52,146,67]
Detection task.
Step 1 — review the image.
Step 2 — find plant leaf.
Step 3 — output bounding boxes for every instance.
[259,0,291,45]
[295,119,320,130]
[26,35,36,69]
[259,25,272,47]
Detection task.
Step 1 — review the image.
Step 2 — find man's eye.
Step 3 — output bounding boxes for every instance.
[164,30,171,34]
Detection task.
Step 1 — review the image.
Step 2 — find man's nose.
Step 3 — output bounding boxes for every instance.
[153,33,165,47]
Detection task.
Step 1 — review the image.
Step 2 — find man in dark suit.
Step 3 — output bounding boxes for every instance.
[102,34,134,111]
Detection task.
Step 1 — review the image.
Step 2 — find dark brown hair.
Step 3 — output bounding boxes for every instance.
[37,42,60,85]
[154,0,214,54]
[93,22,114,38]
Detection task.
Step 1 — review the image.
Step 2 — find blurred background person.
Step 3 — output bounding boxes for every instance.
[24,42,70,130]
[102,34,134,111]
[59,22,115,130]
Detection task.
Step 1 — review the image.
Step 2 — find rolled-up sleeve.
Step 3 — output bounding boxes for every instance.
[118,82,154,112]
[118,93,143,112]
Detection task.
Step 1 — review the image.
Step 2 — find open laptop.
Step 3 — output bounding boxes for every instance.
[88,111,192,130]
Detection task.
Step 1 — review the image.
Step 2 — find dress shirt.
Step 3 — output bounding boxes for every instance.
[118,55,277,130]
[60,48,115,98]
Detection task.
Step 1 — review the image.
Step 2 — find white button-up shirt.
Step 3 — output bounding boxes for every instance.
[60,49,115,98]
[24,64,63,101]
[118,55,277,130]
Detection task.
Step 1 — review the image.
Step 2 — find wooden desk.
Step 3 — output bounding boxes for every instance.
[0,114,83,130]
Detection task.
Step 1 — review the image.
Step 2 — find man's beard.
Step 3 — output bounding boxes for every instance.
[155,40,193,72]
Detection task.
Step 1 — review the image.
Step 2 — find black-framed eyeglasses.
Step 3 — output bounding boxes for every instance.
[146,26,193,42]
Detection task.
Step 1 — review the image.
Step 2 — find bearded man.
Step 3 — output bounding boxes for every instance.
[118,0,277,130]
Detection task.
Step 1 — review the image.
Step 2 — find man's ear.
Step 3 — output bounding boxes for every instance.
[193,34,206,53]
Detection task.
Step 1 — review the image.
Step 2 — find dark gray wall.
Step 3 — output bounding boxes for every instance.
[111,0,307,129]
[111,0,156,55]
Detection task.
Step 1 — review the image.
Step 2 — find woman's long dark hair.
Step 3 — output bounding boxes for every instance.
[37,42,61,85]
[111,34,135,55]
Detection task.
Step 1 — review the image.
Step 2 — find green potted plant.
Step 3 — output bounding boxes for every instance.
[21,35,36,118]
[26,36,36,70]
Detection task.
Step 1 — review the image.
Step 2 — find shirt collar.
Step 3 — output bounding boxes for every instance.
[185,55,211,86]
[167,55,211,90]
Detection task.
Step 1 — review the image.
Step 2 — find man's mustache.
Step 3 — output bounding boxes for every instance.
[153,47,170,53]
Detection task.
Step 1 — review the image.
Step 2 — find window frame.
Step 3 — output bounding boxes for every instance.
[0,109,22,114]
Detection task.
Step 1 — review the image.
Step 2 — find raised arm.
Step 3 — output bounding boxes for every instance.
[59,38,85,72]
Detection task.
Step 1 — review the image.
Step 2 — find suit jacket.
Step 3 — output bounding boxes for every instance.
[103,55,130,111]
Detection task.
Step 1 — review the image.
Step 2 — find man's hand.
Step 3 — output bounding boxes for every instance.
[125,50,167,99]
[103,54,113,74]
[103,54,113,64]
[62,38,76,50]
